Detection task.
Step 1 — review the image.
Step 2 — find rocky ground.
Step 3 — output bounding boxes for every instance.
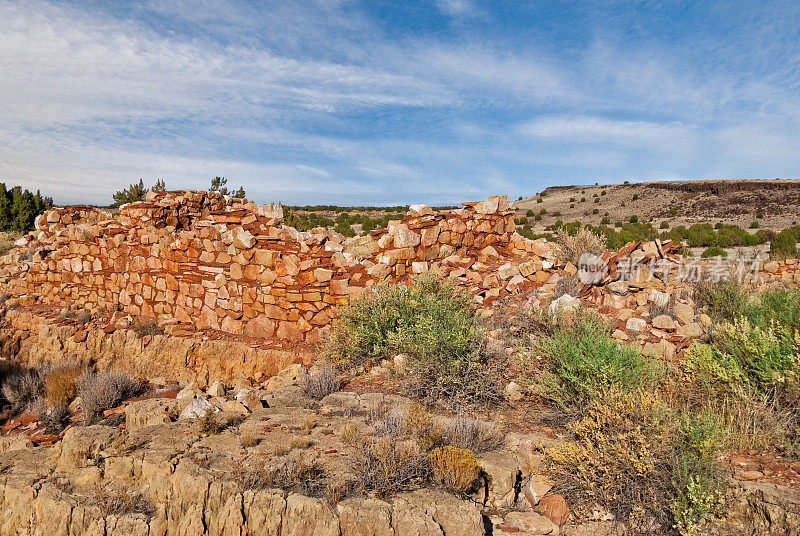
[513,179,800,233]
[1,355,800,536]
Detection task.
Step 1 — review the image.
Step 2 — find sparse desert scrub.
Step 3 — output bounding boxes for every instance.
[324,272,502,404]
[76,370,144,423]
[351,437,429,498]
[132,317,164,338]
[555,227,606,266]
[300,365,340,399]
[1,366,43,412]
[544,391,674,533]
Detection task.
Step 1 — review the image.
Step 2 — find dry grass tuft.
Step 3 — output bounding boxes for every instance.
[76,370,144,423]
[556,228,606,266]
[443,415,503,453]
[44,362,84,407]
[351,437,429,498]
[300,365,340,399]
[429,445,482,493]
[93,483,155,518]
[1,367,43,412]
[132,318,164,339]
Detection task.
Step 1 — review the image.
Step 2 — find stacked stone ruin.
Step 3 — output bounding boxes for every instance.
[0,191,557,346]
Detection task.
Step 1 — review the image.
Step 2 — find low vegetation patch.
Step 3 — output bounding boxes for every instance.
[324,273,501,404]
[537,311,663,408]
[77,370,144,423]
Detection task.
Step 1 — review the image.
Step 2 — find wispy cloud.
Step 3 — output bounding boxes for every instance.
[0,0,798,205]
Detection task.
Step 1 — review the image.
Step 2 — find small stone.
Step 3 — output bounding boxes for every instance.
[176,382,200,399]
[504,381,524,402]
[498,511,559,535]
[408,204,434,217]
[652,314,676,330]
[522,475,553,507]
[625,317,647,332]
[549,294,580,315]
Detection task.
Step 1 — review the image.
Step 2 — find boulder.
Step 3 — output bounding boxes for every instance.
[179,397,214,420]
[535,493,570,527]
[496,511,559,535]
[548,294,580,315]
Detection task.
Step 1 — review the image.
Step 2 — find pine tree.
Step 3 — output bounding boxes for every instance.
[111,179,148,207]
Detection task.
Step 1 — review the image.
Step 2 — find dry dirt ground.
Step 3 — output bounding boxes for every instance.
[513,179,800,232]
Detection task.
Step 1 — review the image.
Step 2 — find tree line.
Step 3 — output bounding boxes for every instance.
[0,183,53,233]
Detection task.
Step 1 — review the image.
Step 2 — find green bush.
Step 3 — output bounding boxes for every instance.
[695,280,750,322]
[671,412,724,535]
[745,287,800,336]
[701,246,727,258]
[661,221,670,229]
[538,312,663,408]
[770,228,800,260]
[750,221,759,229]
[629,215,639,223]
[713,319,796,394]
[525,209,534,217]
[633,194,639,200]
[537,198,543,204]
[325,274,498,402]
[592,208,599,215]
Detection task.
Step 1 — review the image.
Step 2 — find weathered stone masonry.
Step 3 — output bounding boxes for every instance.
[0,191,555,348]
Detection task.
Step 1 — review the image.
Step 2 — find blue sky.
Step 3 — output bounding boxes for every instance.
[1,0,799,206]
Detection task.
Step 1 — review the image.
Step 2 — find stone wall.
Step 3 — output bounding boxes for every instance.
[0,191,555,347]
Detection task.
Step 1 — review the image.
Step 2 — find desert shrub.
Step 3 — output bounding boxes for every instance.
[553,272,581,298]
[629,215,638,223]
[661,221,670,229]
[544,391,672,531]
[44,362,84,407]
[670,412,724,535]
[300,365,340,399]
[1,367,43,412]
[525,209,534,217]
[443,415,503,453]
[77,370,144,423]
[695,279,749,322]
[555,228,606,266]
[537,198,543,203]
[132,318,163,338]
[324,273,499,403]
[77,310,92,323]
[745,286,800,336]
[429,446,481,493]
[40,404,69,434]
[712,318,797,394]
[59,304,76,319]
[538,312,663,408]
[404,402,443,450]
[351,437,429,498]
[700,246,727,258]
[750,221,759,229]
